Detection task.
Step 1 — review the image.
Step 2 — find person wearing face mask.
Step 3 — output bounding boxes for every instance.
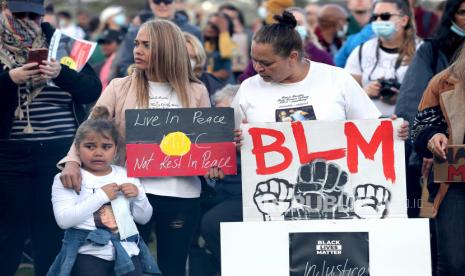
[57,10,86,40]
[345,0,420,117]
[98,6,128,36]
[184,32,226,101]
[395,2,465,260]
[0,0,102,275]
[287,7,334,65]
[314,4,349,58]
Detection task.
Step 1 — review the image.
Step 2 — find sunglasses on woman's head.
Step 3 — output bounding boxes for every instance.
[370,12,402,21]
[152,0,174,5]
[13,12,41,20]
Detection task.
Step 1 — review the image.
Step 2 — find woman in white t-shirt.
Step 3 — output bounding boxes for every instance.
[59,20,211,276]
[345,0,419,116]
[232,10,408,140]
[233,11,384,126]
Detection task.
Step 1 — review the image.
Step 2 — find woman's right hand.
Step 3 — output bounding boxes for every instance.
[364,81,381,98]
[8,63,41,84]
[428,133,448,160]
[60,161,82,194]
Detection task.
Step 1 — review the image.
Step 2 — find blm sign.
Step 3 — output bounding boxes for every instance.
[125,108,237,177]
[434,145,465,182]
[289,232,370,276]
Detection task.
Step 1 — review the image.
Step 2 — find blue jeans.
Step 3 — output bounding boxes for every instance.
[435,185,465,276]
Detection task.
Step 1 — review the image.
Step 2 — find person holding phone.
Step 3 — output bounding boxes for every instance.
[0,1,101,275]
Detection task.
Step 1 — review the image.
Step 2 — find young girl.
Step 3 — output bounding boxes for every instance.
[48,107,160,276]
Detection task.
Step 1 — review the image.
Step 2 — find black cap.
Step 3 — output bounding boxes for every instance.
[7,0,45,15]
[97,30,124,44]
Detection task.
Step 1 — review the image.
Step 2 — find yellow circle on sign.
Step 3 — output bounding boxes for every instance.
[160,132,191,156]
[60,56,77,70]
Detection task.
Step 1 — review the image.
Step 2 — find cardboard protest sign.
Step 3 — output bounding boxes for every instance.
[125,108,236,177]
[289,232,369,276]
[434,145,465,182]
[221,219,431,276]
[241,119,407,221]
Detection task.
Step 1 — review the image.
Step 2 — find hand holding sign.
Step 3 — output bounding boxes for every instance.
[253,178,294,221]
[354,184,391,219]
[428,133,448,160]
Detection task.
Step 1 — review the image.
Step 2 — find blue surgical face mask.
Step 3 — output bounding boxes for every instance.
[113,14,126,27]
[295,26,308,41]
[372,21,396,39]
[451,21,465,37]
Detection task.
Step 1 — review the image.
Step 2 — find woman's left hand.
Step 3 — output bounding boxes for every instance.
[39,59,61,81]
[205,166,225,181]
[390,114,409,140]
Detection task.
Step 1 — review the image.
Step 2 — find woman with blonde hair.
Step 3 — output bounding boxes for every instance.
[59,19,211,276]
[413,44,465,276]
[345,0,420,117]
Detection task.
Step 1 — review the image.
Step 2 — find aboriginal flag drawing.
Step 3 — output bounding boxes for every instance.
[125,108,237,177]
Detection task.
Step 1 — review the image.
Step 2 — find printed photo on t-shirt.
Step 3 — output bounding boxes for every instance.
[275,105,316,122]
[94,204,118,233]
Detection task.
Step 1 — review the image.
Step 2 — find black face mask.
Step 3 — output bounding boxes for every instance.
[204,36,218,42]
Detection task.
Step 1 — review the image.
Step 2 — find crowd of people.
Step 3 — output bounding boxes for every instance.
[0,0,464,275]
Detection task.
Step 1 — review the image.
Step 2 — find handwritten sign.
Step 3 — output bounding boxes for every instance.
[125,108,237,177]
[289,232,369,276]
[434,145,465,182]
[241,119,407,221]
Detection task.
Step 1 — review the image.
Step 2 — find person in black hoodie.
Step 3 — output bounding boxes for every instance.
[0,1,101,275]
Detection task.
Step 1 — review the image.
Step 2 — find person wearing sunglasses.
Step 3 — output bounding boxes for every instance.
[0,0,102,275]
[345,0,420,118]
[112,0,202,79]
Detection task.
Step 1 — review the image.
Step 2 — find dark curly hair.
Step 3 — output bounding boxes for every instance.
[253,11,304,59]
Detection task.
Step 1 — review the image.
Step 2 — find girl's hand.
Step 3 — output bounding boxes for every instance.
[120,183,139,198]
[39,59,61,81]
[364,81,381,98]
[428,133,448,160]
[101,183,120,200]
[9,63,41,84]
[60,161,82,194]
[390,115,409,140]
[205,166,225,181]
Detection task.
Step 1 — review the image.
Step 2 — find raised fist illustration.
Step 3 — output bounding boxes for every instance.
[284,159,353,220]
[353,184,391,219]
[253,178,294,221]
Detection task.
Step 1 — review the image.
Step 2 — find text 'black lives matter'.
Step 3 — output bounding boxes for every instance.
[289,232,370,276]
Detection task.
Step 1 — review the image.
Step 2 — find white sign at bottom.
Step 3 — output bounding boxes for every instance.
[221,219,430,276]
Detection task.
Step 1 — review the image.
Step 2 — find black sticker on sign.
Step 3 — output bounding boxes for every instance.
[289,232,369,276]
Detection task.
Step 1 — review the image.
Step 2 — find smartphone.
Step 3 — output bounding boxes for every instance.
[27,48,48,68]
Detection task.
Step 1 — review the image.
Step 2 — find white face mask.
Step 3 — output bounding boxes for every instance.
[190,59,196,69]
[337,24,348,38]
[295,25,308,41]
[111,195,139,240]
[258,6,267,20]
